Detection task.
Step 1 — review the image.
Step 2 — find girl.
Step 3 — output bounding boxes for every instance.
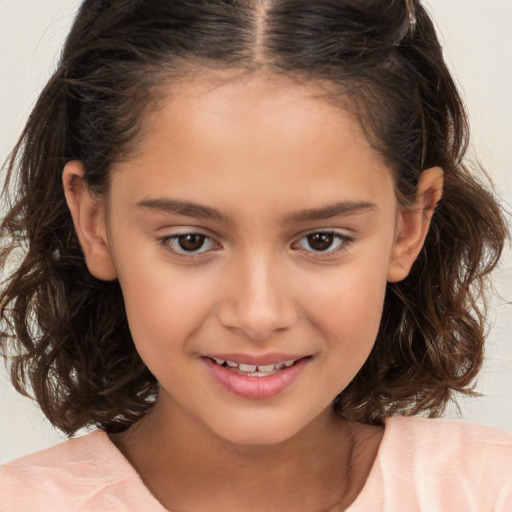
[1,0,511,510]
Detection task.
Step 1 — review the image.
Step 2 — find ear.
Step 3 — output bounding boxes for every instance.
[387,166,444,283]
[62,160,118,281]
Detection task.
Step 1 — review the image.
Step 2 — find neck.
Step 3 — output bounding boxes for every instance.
[110,396,381,512]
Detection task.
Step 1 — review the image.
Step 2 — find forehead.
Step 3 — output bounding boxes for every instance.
[145,70,368,157]
[112,70,396,213]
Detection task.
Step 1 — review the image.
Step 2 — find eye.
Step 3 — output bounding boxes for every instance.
[160,233,219,255]
[293,231,352,256]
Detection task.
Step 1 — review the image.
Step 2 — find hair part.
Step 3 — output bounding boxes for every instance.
[1,0,508,435]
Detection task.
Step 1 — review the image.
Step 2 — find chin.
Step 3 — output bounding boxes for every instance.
[219,428,298,447]
[205,410,317,447]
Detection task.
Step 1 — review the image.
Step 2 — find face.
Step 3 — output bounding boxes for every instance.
[66,72,434,446]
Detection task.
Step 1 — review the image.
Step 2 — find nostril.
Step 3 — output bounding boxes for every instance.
[217,306,298,341]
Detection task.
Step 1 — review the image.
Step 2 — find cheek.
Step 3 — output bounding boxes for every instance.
[301,267,388,398]
[299,253,389,374]
[305,257,388,330]
[115,257,217,359]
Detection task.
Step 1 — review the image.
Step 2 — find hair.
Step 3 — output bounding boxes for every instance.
[0,0,508,435]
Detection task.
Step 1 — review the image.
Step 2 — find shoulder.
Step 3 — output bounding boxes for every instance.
[384,415,512,466]
[351,416,512,512]
[385,414,512,444]
[2,430,107,469]
[383,416,512,480]
[0,430,154,511]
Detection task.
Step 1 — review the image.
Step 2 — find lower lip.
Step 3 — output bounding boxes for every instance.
[203,357,310,400]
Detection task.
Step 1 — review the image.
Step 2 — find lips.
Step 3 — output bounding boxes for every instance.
[203,354,311,400]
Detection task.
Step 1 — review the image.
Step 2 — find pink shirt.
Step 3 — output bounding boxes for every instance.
[1,416,511,511]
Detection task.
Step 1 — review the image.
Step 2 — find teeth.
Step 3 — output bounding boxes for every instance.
[210,357,299,373]
[257,364,277,373]
[238,363,258,372]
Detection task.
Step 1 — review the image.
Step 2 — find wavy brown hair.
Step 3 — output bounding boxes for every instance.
[0,0,508,435]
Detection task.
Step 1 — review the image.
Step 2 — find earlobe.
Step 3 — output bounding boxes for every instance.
[387,166,444,283]
[62,160,118,281]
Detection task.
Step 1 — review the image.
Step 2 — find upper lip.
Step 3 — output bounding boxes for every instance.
[202,353,310,366]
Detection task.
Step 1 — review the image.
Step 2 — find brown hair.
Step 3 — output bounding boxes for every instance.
[0,0,508,435]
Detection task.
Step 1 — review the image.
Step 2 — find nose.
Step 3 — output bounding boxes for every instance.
[216,251,298,341]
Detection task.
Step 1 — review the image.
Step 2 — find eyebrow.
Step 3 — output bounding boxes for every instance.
[284,200,376,222]
[137,198,230,222]
[136,198,376,223]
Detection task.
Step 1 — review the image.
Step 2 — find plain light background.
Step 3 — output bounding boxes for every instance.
[1,0,511,464]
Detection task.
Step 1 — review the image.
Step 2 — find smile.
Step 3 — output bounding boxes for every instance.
[210,357,297,377]
[203,355,311,400]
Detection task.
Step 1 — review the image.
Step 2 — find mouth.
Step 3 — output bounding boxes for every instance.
[203,354,311,399]
[206,357,302,378]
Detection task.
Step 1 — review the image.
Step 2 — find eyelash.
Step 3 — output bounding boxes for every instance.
[159,233,220,256]
[158,231,353,259]
[293,232,353,257]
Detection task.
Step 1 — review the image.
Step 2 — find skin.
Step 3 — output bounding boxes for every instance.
[63,72,443,511]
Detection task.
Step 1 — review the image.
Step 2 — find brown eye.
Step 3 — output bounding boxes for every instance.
[161,233,218,256]
[294,231,352,256]
[306,233,335,251]
[178,234,206,252]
